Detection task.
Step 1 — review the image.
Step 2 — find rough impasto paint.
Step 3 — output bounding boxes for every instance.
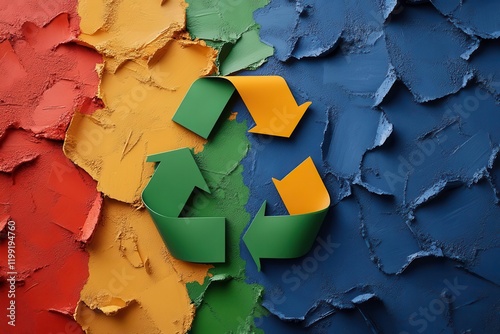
[0,12,101,139]
[2,0,499,333]
[0,0,101,332]
[67,0,220,332]
[235,1,500,332]
[0,131,100,333]
[76,198,203,333]
[66,0,217,204]
[185,0,273,75]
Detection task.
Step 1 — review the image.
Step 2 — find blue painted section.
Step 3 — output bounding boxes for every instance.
[431,0,500,39]
[234,1,500,332]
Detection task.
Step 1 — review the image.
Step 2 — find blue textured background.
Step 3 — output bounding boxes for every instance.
[236,1,500,332]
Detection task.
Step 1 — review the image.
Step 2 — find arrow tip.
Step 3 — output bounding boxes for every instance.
[243,201,267,271]
[145,148,210,193]
[294,101,312,131]
[248,101,312,138]
[300,101,312,109]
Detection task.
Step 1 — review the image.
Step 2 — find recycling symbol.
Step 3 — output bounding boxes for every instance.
[142,76,331,271]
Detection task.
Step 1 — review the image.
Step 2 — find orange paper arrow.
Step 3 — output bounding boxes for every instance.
[224,76,311,137]
[172,76,311,139]
[272,157,330,214]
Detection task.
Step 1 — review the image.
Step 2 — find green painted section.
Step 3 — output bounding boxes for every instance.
[185,118,266,333]
[191,278,265,333]
[186,0,273,75]
[219,29,273,75]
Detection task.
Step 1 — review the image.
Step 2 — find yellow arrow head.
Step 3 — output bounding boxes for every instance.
[224,76,311,138]
[272,157,330,214]
[248,101,311,138]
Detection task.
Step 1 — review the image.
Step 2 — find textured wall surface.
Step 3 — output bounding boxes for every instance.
[0,0,499,333]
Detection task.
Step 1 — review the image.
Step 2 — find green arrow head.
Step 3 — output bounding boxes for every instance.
[243,201,330,272]
[146,148,209,193]
[243,201,267,271]
[143,148,210,217]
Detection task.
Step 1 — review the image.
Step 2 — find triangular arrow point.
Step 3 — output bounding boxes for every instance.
[244,201,267,272]
[300,101,312,111]
[145,149,210,193]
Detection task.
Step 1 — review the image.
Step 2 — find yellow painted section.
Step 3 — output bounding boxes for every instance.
[272,157,330,214]
[66,1,217,205]
[68,0,217,332]
[77,0,187,72]
[75,199,210,333]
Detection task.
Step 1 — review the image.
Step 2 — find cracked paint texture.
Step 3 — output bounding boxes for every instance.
[0,0,101,332]
[185,0,273,75]
[66,0,269,332]
[234,0,500,332]
[3,0,500,333]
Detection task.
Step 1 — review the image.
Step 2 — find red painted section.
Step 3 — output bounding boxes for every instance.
[0,0,102,332]
[0,130,100,333]
[0,0,79,38]
[0,12,102,141]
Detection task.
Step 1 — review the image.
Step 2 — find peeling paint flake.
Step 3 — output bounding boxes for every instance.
[361,83,500,203]
[240,0,500,332]
[65,2,217,204]
[0,13,101,140]
[4,0,500,332]
[0,130,99,333]
[384,4,475,102]
[0,1,102,332]
[256,0,344,61]
[354,185,421,275]
[431,0,500,39]
[470,40,500,100]
[186,0,273,75]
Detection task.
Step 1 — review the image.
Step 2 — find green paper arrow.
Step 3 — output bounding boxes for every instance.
[141,148,225,263]
[242,157,330,271]
[243,202,329,271]
[172,76,311,139]
[173,78,236,139]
